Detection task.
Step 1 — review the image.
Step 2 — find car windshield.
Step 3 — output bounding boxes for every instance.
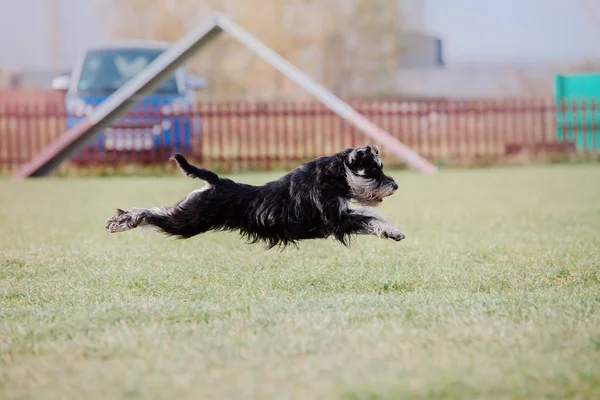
[76,48,180,94]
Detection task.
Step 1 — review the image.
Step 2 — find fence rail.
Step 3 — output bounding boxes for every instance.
[1,93,598,174]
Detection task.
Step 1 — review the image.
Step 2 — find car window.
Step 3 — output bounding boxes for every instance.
[76,48,180,95]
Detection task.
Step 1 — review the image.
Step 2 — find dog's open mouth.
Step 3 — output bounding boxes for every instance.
[354,197,385,207]
[381,188,397,199]
[352,188,396,207]
[371,188,396,205]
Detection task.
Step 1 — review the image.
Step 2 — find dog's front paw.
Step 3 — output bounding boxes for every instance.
[105,209,135,233]
[384,230,405,241]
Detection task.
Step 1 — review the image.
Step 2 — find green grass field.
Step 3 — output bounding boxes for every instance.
[1,165,599,399]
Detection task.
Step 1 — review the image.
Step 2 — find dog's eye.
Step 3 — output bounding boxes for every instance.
[373,155,383,168]
[368,157,383,170]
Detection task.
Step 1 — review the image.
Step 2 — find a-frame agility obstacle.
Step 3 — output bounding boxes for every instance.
[13,12,437,179]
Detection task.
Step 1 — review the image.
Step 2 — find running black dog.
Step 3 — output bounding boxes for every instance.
[105,145,405,248]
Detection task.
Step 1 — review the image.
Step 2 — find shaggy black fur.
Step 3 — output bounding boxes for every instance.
[105,145,405,248]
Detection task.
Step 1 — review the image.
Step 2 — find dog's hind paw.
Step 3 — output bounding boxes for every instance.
[105,209,136,233]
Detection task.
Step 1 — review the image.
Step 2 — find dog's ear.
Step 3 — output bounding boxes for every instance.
[347,148,362,166]
[348,146,373,166]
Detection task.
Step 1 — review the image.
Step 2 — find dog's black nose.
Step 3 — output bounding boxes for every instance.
[391,182,398,190]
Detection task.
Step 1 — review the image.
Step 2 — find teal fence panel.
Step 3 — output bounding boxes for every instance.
[555,73,600,151]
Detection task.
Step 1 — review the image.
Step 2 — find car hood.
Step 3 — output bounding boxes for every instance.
[68,93,184,109]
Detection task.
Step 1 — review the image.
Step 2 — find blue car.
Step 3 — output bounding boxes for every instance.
[52,41,205,161]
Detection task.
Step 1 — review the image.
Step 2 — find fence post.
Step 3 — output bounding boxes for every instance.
[591,97,598,155]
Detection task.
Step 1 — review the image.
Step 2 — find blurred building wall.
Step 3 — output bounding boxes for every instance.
[0,0,596,99]
[0,0,108,88]
[104,0,443,99]
[0,0,108,71]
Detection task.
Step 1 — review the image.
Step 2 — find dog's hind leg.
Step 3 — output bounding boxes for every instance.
[105,208,148,233]
[171,153,220,185]
[105,204,204,239]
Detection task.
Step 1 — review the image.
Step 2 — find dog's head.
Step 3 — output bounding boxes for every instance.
[342,145,398,206]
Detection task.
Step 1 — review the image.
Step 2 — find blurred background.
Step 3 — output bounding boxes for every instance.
[0,0,599,173]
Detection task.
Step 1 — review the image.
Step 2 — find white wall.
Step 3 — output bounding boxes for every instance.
[0,0,109,71]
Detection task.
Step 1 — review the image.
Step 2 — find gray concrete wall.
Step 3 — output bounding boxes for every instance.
[393,64,600,99]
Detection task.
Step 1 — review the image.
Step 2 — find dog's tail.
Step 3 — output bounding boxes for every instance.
[171,153,220,185]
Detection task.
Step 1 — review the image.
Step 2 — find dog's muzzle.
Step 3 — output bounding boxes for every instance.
[380,181,398,198]
[364,182,398,206]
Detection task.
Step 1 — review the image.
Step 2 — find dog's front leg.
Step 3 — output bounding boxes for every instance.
[343,208,405,241]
